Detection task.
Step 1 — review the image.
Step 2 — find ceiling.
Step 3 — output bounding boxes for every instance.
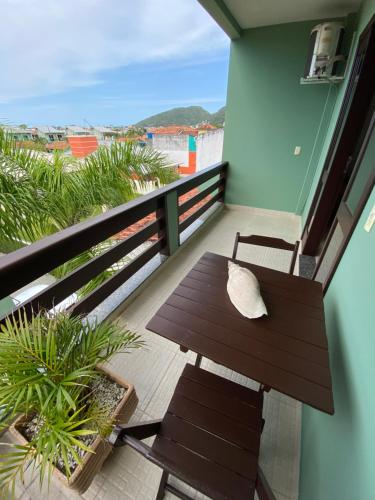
[223,0,362,29]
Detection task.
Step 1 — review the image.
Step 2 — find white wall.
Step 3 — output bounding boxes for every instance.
[152,135,188,166]
[196,129,224,171]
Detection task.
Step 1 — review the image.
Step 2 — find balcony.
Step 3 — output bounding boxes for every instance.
[0,163,302,499]
[1,1,374,498]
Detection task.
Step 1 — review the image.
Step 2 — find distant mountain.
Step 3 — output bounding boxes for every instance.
[136,106,225,127]
[210,106,225,126]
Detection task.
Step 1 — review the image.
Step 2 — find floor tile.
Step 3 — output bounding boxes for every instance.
[6,207,302,499]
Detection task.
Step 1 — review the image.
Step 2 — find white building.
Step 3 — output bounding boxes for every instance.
[65,126,90,136]
[36,126,66,142]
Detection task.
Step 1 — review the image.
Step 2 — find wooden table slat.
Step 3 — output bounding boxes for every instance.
[182,274,324,321]
[146,252,334,414]
[148,315,334,413]
[189,266,324,309]
[166,294,329,366]
[201,252,323,295]
[174,284,328,348]
[157,303,331,387]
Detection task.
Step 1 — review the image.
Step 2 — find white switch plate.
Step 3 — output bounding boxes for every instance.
[294,146,301,156]
[364,204,375,232]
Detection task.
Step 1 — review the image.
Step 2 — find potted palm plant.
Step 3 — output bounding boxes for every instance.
[0,311,142,496]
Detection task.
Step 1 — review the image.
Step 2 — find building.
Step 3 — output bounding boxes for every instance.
[149,125,224,174]
[196,128,224,171]
[65,125,90,136]
[91,126,119,141]
[65,126,97,156]
[36,126,66,142]
[4,127,36,141]
[66,135,98,158]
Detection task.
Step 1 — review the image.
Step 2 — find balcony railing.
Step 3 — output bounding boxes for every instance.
[0,162,227,322]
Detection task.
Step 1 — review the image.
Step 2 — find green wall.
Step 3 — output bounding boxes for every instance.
[299,187,375,500]
[301,2,375,227]
[223,20,346,213]
[299,3,375,499]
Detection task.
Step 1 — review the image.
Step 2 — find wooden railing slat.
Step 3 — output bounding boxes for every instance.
[178,179,224,216]
[69,238,165,316]
[179,191,224,233]
[0,199,158,298]
[0,161,227,319]
[0,219,162,321]
[176,162,227,196]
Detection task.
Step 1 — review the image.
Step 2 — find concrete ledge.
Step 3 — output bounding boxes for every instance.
[225,203,301,221]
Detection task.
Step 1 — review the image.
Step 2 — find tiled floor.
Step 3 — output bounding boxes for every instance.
[5,206,302,500]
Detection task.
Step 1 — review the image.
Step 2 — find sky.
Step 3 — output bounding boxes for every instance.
[0,0,230,126]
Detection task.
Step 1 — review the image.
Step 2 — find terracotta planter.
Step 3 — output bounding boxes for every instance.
[9,365,138,494]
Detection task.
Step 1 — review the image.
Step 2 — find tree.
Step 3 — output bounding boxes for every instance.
[0,129,179,297]
[124,126,146,138]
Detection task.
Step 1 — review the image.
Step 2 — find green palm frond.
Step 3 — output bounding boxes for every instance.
[83,141,179,208]
[0,311,142,494]
[1,133,179,302]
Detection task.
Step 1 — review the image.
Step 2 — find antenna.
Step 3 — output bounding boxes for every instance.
[83,118,93,129]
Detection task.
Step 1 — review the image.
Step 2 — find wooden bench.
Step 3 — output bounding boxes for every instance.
[109,363,275,500]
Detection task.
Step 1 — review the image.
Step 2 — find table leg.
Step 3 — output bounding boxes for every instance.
[195,354,202,367]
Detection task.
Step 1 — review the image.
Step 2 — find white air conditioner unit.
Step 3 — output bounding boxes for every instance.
[303,22,345,81]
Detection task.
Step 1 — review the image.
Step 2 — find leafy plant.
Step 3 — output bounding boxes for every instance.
[0,310,143,495]
[123,126,146,138]
[0,128,179,302]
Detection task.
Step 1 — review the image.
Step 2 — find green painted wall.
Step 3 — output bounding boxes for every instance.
[299,187,375,500]
[301,2,375,227]
[223,20,347,213]
[299,4,375,499]
[188,135,196,152]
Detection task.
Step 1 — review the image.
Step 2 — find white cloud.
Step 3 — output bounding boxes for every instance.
[98,96,224,108]
[0,0,227,103]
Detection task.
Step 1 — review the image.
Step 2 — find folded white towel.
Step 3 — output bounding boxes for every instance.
[227,261,267,319]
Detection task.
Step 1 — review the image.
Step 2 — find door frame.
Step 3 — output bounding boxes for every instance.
[301,15,375,256]
[313,109,375,292]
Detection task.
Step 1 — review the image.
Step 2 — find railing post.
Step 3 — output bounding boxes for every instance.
[219,162,228,203]
[159,190,179,256]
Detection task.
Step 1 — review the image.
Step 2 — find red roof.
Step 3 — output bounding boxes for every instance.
[197,123,216,130]
[114,188,212,242]
[149,126,198,136]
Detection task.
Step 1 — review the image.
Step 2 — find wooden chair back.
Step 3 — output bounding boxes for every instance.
[232,232,300,275]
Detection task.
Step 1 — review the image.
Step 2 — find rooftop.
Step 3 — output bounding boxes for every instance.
[66,126,90,133]
[37,126,63,134]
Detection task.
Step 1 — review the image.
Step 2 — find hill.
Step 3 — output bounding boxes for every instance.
[210,106,225,126]
[136,105,225,127]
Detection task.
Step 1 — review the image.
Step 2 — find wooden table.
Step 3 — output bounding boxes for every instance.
[147,252,334,414]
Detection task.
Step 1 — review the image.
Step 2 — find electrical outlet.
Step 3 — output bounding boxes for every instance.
[364,204,375,232]
[294,146,301,156]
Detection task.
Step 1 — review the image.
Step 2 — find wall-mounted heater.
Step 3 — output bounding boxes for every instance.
[302,22,345,84]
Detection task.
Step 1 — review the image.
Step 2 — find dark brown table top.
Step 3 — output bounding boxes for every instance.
[146,251,334,414]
